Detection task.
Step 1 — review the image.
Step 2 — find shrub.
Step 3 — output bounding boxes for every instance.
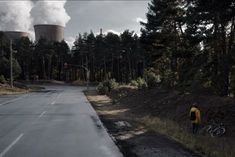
[102,79,119,92]
[97,79,119,94]
[130,80,138,87]
[97,83,109,95]
[136,77,148,90]
[0,75,6,84]
[109,79,119,90]
[145,71,160,88]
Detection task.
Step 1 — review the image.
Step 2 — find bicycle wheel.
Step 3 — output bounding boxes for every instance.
[199,125,211,135]
[211,127,226,137]
[206,125,213,134]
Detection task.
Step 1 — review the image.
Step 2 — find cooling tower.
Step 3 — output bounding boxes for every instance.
[4,31,29,41]
[34,24,64,42]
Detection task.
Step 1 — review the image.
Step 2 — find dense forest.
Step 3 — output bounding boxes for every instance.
[0,0,235,96]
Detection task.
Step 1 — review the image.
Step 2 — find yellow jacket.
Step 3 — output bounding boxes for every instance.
[190,107,201,124]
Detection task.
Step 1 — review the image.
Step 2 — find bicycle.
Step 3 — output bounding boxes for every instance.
[200,120,226,137]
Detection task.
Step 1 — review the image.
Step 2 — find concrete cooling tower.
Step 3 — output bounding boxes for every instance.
[34,24,64,42]
[4,31,29,41]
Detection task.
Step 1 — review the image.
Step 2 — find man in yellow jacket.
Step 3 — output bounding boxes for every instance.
[190,103,201,134]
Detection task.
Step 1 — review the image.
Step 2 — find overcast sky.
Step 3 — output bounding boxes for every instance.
[0,0,150,48]
[64,1,150,47]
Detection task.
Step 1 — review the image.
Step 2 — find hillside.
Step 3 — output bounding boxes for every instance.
[109,87,235,137]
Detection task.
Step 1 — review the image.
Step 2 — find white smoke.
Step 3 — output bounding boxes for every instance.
[0,1,33,32]
[31,0,71,27]
[0,0,70,40]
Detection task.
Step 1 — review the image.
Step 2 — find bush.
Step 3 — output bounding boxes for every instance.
[130,80,138,87]
[0,75,6,84]
[97,79,119,94]
[145,71,160,88]
[97,83,109,95]
[109,79,119,90]
[136,77,148,90]
[103,79,119,92]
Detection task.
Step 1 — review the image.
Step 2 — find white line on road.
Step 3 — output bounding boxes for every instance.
[51,101,55,105]
[50,93,62,105]
[39,111,46,118]
[0,95,28,106]
[0,133,24,157]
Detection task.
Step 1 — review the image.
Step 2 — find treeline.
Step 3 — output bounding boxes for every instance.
[0,32,70,81]
[71,30,144,83]
[0,0,235,97]
[140,0,235,96]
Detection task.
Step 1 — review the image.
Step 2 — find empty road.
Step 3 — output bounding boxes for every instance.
[0,85,123,157]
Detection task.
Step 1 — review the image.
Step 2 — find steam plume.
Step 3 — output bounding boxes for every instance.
[31,0,71,27]
[0,1,33,31]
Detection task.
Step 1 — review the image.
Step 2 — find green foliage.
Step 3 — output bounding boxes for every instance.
[97,79,119,95]
[72,30,144,83]
[0,57,9,78]
[136,77,148,90]
[145,70,161,88]
[130,77,148,89]
[103,79,119,92]
[0,75,6,84]
[12,59,22,79]
[0,57,21,79]
[109,79,119,90]
[130,80,139,87]
[97,82,109,95]
[140,0,235,96]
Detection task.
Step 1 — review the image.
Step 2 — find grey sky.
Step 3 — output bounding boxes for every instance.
[0,0,150,47]
[64,1,150,46]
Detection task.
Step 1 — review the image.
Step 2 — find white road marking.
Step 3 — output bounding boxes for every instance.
[50,93,62,105]
[39,111,46,118]
[0,94,28,106]
[51,101,55,105]
[0,133,24,157]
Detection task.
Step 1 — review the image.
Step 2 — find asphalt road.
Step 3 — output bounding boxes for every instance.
[0,85,123,157]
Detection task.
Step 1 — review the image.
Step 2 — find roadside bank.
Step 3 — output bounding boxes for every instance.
[85,90,205,157]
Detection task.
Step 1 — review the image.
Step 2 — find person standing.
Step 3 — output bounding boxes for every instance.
[190,103,201,134]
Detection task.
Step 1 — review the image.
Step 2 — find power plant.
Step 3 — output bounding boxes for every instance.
[34,24,64,42]
[3,31,29,41]
[2,24,65,43]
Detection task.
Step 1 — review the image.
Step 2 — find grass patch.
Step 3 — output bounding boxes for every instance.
[0,86,29,95]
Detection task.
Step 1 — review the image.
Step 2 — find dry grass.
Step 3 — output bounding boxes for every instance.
[72,80,87,86]
[86,90,112,105]
[141,116,235,157]
[0,86,28,95]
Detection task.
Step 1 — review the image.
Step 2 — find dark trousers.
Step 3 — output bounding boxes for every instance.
[192,123,199,134]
